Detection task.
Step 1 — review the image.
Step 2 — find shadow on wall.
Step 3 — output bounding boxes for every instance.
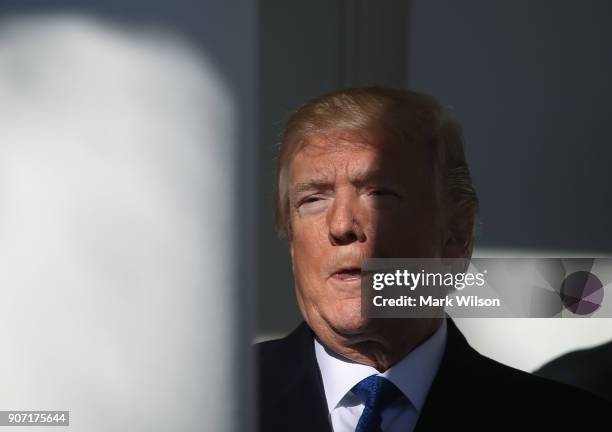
[0,14,237,431]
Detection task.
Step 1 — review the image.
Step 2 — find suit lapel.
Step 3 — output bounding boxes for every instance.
[414,319,487,431]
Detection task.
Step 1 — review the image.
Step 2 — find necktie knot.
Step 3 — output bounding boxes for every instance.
[351,375,402,413]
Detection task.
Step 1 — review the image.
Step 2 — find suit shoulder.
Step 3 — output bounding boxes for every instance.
[254,322,314,377]
[472,349,611,410]
[537,341,612,375]
[254,335,289,358]
[534,342,612,402]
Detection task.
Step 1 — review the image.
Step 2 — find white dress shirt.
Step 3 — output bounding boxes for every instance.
[314,319,447,432]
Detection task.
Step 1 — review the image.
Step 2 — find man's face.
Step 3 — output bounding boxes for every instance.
[288,129,446,335]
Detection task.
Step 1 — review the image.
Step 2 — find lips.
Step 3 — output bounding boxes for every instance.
[331,267,362,281]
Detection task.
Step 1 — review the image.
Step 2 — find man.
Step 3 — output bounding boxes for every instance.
[256,87,610,431]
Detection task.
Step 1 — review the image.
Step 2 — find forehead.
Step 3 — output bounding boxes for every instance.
[289,129,431,185]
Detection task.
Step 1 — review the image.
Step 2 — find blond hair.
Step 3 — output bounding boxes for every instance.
[273,87,479,255]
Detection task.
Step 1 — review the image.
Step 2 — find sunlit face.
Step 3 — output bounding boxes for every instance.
[288,129,446,336]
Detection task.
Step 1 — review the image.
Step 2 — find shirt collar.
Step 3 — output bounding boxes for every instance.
[314,319,447,413]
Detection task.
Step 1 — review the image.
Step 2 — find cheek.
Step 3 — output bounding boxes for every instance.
[291,212,329,251]
[291,222,328,292]
[369,208,442,256]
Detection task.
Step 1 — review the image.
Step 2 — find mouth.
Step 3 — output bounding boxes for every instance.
[330,267,362,282]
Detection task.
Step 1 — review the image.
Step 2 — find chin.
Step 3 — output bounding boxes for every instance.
[326,299,370,335]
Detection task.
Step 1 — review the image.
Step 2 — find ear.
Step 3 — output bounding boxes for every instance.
[290,242,295,272]
[441,222,474,259]
[442,236,468,258]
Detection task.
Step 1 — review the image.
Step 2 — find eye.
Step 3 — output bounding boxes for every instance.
[302,196,322,204]
[297,195,326,208]
[296,194,328,214]
[370,189,397,197]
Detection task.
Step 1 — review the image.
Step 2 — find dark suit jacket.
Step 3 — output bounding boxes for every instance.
[535,340,612,403]
[256,319,612,431]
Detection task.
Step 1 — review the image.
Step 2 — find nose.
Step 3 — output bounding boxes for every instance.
[327,191,366,246]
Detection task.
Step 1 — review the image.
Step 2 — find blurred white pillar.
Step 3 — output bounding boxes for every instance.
[0,15,241,431]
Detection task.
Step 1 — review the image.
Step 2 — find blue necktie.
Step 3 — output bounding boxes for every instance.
[351,375,402,432]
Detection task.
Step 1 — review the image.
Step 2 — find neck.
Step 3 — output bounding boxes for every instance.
[317,318,443,372]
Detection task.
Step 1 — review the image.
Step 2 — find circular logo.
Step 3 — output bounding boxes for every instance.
[559,271,604,315]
